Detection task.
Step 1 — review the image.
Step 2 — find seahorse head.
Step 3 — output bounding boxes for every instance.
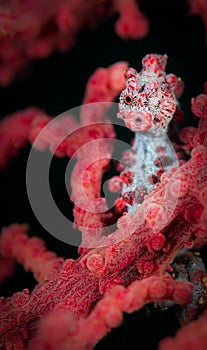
[118,54,180,133]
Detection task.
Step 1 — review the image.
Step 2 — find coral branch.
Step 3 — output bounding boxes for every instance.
[0,257,15,285]
[0,108,46,168]
[0,224,63,284]
[29,275,193,350]
[188,0,207,44]
[113,0,149,39]
[0,61,128,168]
[0,0,147,85]
[159,307,207,350]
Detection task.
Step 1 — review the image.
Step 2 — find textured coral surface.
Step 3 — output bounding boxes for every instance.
[0,1,207,349]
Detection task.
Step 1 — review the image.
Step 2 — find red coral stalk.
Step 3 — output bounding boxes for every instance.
[0,0,148,85]
[188,0,207,44]
[29,276,193,350]
[0,224,63,284]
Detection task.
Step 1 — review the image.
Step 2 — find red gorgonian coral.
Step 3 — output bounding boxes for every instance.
[0,53,207,349]
[0,0,206,88]
[188,0,207,44]
[0,0,149,86]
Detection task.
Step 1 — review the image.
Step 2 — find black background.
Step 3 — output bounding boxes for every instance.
[0,0,207,348]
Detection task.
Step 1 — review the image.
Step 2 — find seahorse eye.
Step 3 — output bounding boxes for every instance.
[124,94,133,105]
